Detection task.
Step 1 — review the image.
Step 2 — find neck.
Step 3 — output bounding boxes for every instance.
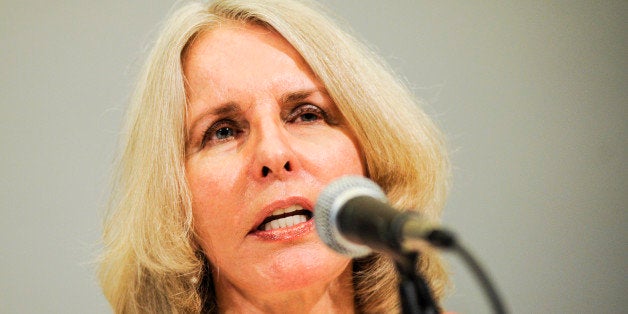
[214,265,355,314]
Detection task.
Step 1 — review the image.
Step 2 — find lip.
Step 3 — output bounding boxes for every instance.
[248,196,315,241]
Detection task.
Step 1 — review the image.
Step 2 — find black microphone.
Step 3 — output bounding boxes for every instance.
[315,176,454,258]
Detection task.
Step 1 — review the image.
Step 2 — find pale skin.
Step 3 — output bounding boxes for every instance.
[183,23,366,313]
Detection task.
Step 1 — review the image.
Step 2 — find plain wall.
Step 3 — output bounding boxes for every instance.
[1,0,626,313]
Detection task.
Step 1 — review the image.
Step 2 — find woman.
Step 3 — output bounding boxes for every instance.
[99,0,450,312]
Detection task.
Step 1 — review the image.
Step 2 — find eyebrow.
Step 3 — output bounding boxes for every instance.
[282,89,316,104]
[212,102,241,116]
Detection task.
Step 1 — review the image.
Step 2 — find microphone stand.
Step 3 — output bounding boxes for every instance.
[394,251,440,314]
[397,227,509,314]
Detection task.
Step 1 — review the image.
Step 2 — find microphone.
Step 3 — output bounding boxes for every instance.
[315,176,509,314]
[315,176,453,258]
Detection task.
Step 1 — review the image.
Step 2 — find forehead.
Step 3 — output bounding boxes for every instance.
[182,22,324,118]
[182,23,314,87]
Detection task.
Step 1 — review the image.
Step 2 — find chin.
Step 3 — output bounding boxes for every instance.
[224,242,352,295]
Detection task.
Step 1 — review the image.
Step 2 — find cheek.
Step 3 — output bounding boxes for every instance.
[310,130,365,178]
[187,154,243,210]
[185,157,244,255]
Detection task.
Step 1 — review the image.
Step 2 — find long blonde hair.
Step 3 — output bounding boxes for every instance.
[98,0,450,312]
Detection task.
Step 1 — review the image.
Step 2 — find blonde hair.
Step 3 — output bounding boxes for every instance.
[98,0,450,312]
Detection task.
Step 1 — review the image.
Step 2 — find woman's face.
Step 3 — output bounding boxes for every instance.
[183,24,365,298]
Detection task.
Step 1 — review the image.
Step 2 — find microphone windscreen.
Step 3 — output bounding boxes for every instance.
[314,176,388,257]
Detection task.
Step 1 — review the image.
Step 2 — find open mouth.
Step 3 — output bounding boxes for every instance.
[256,205,313,231]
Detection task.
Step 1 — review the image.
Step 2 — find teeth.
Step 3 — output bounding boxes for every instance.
[295,215,306,224]
[270,205,301,216]
[259,205,309,231]
[261,214,308,231]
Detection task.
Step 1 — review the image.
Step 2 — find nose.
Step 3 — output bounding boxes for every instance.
[249,119,299,181]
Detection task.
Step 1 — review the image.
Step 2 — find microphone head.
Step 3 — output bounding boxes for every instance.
[315,176,388,257]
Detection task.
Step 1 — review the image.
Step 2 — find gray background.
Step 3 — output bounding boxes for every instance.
[1,0,626,313]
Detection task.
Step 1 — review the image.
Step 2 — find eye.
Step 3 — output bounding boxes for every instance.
[288,103,327,124]
[215,126,235,139]
[201,120,241,148]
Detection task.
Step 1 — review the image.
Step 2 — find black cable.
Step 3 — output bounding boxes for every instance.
[423,229,508,314]
[394,252,440,314]
[450,241,509,314]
